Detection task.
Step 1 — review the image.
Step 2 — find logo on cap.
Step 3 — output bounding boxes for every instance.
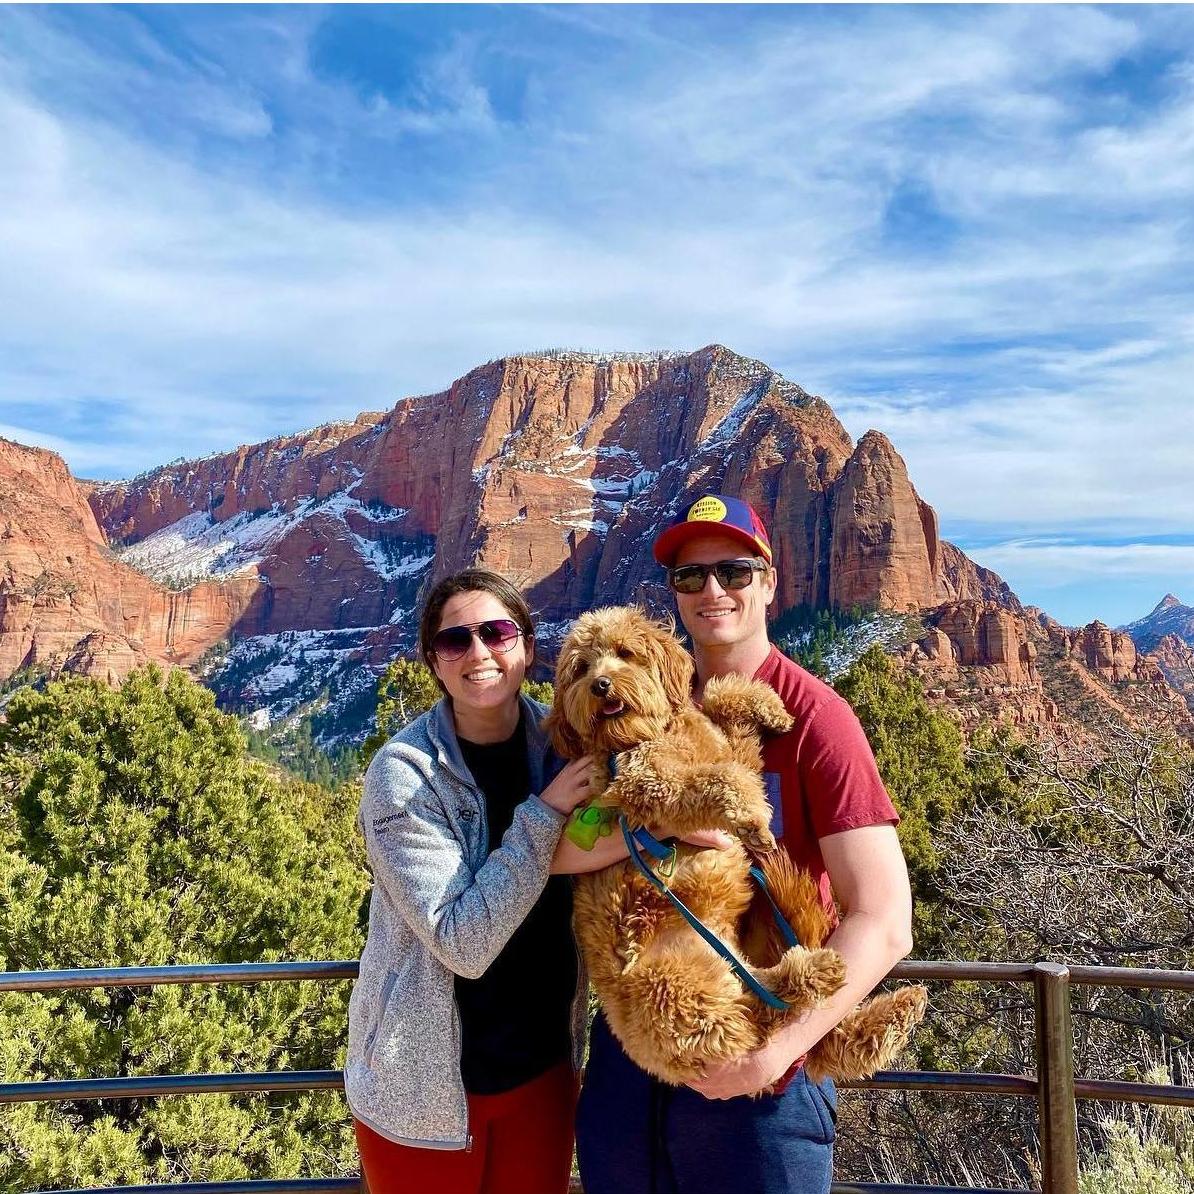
[652,492,774,566]
[686,496,729,524]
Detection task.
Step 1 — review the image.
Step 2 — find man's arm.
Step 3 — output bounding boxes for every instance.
[687,822,913,1099]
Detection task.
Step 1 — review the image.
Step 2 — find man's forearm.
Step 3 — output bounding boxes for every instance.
[770,908,913,1064]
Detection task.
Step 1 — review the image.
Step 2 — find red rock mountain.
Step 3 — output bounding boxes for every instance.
[86,348,1001,630]
[0,346,1184,741]
[0,438,258,685]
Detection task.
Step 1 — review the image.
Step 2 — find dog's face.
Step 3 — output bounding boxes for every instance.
[547,607,694,757]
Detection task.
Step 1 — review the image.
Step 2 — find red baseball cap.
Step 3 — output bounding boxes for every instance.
[652,494,773,568]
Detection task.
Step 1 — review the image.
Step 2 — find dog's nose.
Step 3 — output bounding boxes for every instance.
[591,676,612,697]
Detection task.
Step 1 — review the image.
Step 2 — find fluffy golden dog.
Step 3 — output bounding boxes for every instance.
[547,606,927,1087]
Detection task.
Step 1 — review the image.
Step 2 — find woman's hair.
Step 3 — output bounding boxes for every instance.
[418,569,535,686]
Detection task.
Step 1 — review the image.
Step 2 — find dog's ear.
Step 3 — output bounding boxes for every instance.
[544,707,585,759]
[645,619,694,711]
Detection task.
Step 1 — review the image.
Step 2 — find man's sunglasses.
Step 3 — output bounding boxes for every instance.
[666,558,770,595]
[431,618,525,662]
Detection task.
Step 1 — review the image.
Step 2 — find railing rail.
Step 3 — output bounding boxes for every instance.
[3,958,1192,1194]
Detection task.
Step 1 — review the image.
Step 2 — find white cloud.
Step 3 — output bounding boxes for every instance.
[968,539,1194,586]
[0,7,273,142]
[827,326,1194,533]
[0,0,1189,591]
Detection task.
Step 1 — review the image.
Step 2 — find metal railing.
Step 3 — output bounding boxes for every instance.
[2,958,1192,1194]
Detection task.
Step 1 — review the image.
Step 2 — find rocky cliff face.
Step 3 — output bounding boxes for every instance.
[900,600,1189,735]
[88,347,1004,636]
[1049,620,1157,683]
[0,438,258,684]
[1149,633,1194,718]
[2,345,1172,745]
[902,601,1055,729]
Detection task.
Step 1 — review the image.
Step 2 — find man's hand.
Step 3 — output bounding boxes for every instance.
[676,828,735,850]
[690,824,914,1100]
[686,1029,806,1100]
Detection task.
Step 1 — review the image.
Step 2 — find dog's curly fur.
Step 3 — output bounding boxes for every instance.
[547,606,928,1088]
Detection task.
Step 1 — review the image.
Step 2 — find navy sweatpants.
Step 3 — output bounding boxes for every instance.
[576,1015,836,1194]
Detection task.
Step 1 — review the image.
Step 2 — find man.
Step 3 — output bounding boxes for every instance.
[575,493,914,1194]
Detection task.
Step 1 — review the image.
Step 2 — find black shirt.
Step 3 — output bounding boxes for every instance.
[454,715,577,1094]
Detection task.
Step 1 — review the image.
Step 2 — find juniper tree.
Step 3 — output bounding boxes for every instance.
[0,667,369,1190]
[359,658,442,767]
[833,646,976,912]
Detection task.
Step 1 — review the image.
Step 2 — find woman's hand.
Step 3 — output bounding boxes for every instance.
[540,755,599,815]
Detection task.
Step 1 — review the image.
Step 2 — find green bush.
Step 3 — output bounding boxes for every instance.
[1080,1069,1194,1193]
[0,667,368,1189]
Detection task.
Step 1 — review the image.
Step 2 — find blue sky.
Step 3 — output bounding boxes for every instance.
[1,4,1193,628]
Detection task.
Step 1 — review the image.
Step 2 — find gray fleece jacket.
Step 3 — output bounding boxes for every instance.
[344,694,588,1150]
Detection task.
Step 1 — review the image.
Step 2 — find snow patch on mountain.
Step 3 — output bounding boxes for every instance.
[776,612,923,681]
[202,625,394,746]
[114,490,412,585]
[705,379,770,446]
[350,534,435,581]
[114,508,291,583]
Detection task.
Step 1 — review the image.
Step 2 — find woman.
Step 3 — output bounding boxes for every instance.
[345,568,594,1194]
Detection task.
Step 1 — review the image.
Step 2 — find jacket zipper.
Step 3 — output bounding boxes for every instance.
[460,771,484,1151]
[451,996,471,1151]
[569,930,587,1070]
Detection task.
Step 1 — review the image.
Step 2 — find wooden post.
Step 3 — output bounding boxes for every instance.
[1034,961,1079,1194]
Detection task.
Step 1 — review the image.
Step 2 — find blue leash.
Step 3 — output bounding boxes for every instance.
[618,815,801,1012]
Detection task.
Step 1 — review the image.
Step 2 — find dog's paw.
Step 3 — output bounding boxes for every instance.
[754,945,846,1012]
[702,676,794,735]
[805,947,848,1002]
[751,686,795,735]
[603,753,669,812]
[730,813,777,854]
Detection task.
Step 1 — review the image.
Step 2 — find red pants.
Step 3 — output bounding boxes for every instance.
[355,1060,578,1194]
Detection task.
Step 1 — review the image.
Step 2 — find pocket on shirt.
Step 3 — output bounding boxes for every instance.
[763,771,783,840]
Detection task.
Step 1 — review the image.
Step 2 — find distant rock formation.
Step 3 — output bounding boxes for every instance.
[901,601,1189,735]
[1,346,1187,743]
[1124,593,1194,654]
[1149,632,1194,719]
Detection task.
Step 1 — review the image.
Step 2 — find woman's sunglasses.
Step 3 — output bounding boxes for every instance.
[666,558,769,594]
[431,618,524,662]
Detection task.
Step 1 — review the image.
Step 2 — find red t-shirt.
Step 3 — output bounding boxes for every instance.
[754,645,899,920]
[752,646,899,1087]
